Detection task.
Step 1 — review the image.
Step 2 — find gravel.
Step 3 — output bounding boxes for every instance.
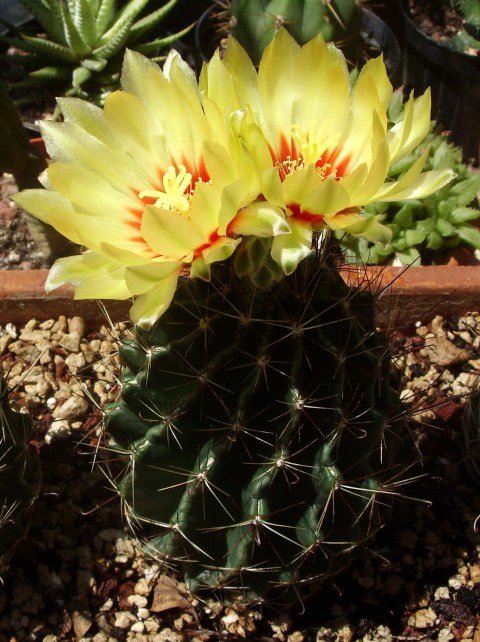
[0,311,479,641]
[0,173,50,271]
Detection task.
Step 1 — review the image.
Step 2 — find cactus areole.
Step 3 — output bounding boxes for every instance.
[16,28,454,601]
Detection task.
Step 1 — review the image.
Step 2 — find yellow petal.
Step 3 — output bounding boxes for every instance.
[125,263,181,295]
[200,236,241,265]
[293,37,350,135]
[232,202,290,237]
[387,90,431,164]
[270,218,312,275]
[141,206,200,260]
[258,29,299,148]
[285,169,349,215]
[380,168,455,202]
[13,189,83,245]
[46,253,131,300]
[129,274,180,328]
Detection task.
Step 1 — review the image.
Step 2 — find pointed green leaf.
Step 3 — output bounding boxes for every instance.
[133,25,194,56]
[450,174,480,207]
[29,66,72,80]
[395,248,422,265]
[426,230,444,250]
[72,65,93,88]
[18,0,65,43]
[73,0,99,48]
[93,18,134,58]
[80,57,108,71]
[20,35,79,63]
[392,203,414,229]
[94,0,149,55]
[405,229,427,246]
[449,206,480,224]
[457,225,480,248]
[436,218,457,238]
[95,0,116,37]
[59,1,91,56]
[128,0,179,41]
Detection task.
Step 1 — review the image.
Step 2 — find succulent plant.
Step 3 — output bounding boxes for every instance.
[105,244,414,603]
[0,0,193,107]
[338,90,480,266]
[0,372,39,568]
[450,0,480,53]
[214,0,365,65]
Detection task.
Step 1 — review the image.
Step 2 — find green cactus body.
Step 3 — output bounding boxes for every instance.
[220,0,363,65]
[106,252,412,602]
[450,0,480,53]
[0,375,39,566]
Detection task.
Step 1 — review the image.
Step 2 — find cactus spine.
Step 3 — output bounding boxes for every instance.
[0,372,39,567]
[106,243,413,603]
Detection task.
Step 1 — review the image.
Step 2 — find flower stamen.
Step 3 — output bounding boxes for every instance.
[139,165,193,214]
[276,155,305,181]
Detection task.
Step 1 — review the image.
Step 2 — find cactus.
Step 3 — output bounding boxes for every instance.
[105,242,413,604]
[451,0,480,52]
[0,372,39,568]
[214,0,365,65]
[0,0,193,108]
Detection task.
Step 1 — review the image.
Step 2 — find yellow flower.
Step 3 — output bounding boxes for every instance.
[16,29,454,325]
[200,29,455,274]
[15,50,285,326]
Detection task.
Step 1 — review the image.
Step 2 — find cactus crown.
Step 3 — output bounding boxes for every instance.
[0,0,193,107]
[214,0,365,65]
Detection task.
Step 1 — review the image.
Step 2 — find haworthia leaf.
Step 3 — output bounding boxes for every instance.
[128,0,179,41]
[59,1,91,56]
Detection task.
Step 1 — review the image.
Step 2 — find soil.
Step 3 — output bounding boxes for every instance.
[405,0,478,53]
[0,172,50,270]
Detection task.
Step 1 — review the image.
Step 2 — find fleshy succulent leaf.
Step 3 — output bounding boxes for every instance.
[1,0,191,107]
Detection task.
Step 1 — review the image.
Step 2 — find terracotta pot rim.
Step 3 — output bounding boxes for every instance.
[1,265,479,330]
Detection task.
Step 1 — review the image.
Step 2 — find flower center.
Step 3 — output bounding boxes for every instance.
[272,135,349,184]
[139,165,193,215]
[276,155,305,181]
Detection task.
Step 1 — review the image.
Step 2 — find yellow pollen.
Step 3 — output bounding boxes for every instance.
[139,165,193,214]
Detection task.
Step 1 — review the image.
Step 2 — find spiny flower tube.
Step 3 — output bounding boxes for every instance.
[15,29,454,326]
